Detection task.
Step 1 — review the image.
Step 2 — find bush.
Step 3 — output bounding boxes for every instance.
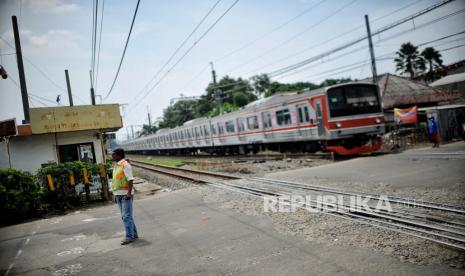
[0,168,45,224]
[36,161,100,208]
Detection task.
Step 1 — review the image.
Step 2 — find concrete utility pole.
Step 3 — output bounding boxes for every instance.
[64,69,73,106]
[147,105,152,126]
[131,125,135,139]
[210,62,221,114]
[89,70,96,105]
[12,16,30,123]
[365,14,378,84]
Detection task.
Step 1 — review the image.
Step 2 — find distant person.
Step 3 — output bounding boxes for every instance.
[111,148,138,245]
[428,117,440,148]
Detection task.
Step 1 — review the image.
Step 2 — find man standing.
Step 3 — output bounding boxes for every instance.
[428,117,440,148]
[111,148,138,245]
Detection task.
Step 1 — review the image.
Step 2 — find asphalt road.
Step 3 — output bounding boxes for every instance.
[1,142,464,275]
[267,141,465,192]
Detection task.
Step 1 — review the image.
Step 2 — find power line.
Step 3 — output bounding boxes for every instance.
[127,0,240,115]
[242,0,426,76]
[215,0,328,63]
[95,0,105,91]
[226,0,358,75]
[268,0,455,78]
[133,0,223,104]
[104,0,141,100]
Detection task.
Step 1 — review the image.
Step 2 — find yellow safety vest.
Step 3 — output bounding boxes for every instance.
[112,160,129,191]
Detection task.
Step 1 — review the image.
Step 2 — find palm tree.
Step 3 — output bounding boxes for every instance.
[421,47,443,81]
[394,42,425,79]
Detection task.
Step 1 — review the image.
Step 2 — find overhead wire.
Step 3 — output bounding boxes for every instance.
[132,0,223,104]
[104,0,141,100]
[95,0,105,92]
[215,0,328,63]
[225,0,358,75]
[242,0,426,77]
[267,0,455,78]
[127,0,241,115]
[0,36,86,104]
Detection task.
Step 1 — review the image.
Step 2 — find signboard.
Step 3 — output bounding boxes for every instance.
[29,104,123,134]
[0,118,17,137]
[394,106,418,124]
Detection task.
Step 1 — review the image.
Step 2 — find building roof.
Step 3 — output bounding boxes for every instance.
[360,73,460,109]
[430,72,465,87]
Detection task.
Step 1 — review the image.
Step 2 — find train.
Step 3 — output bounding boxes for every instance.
[121,82,385,155]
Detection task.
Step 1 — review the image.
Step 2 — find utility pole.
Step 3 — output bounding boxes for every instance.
[89,70,96,105]
[365,14,378,84]
[64,69,74,106]
[131,125,135,139]
[147,105,152,126]
[12,16,30,123]
[210,62,221,114]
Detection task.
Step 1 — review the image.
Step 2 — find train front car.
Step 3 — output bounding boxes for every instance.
[322,82,385,155]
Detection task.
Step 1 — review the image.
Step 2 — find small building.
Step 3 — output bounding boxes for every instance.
[430,72,465,103]
[419,104,465,141]
[0,104,122,172]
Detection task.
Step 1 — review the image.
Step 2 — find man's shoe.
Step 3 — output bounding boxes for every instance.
[121,239,134,245]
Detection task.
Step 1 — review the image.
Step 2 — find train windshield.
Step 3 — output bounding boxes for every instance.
[327,85,381,117]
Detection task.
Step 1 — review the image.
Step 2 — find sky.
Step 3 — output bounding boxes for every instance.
[1,0,464,141]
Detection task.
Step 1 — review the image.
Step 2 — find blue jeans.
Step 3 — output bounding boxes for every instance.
[116,195,138,240]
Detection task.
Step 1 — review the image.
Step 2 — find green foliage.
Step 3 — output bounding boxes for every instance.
[36,161,99,208]
[395,42,426,79]
[0,168,44,224]
[421,47,443,81]
[137,124,159,138]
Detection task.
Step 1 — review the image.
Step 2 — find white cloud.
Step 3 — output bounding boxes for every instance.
[26,0,80,14]
[2,29,79,49]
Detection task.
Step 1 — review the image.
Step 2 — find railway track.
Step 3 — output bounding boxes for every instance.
[129,159,465,251]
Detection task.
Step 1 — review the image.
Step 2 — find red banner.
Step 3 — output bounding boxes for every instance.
[394,106,417,124]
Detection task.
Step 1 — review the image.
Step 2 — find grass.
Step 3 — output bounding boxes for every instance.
[128,155,184,167]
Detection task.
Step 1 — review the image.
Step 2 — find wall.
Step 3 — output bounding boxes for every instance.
[0,130,105,172]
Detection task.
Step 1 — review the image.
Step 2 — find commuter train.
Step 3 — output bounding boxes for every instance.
[121,82,385,155]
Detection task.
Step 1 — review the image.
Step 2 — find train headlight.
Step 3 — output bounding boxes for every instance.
[336,123,342,128]
[375,118,381,124]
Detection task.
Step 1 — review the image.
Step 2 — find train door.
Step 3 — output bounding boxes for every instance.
[314,99,325,137]
[296,103,311,138]
[262,111,273,139]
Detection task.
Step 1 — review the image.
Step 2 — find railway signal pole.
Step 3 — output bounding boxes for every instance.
[210,62,221,114]
[365,14,378,84]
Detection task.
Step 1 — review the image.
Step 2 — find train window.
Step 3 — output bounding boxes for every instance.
[237,118,245,132]
[276,109,291,126]
[247,116,259,129]
[195,127,200,137]
[211,124,216,135]
[218,123,225,135]
[327,85,380,117]
[226,121,235,133]
[262,112,272,128]
[297,105,310,123]
[200,126,204,137]
[204,125,209,136]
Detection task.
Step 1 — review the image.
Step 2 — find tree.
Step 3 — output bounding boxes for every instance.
[158,99,198,129]
[137,124,158,137]
[251,74,270,97]
[421,47,443,81]
[394,42,425,79]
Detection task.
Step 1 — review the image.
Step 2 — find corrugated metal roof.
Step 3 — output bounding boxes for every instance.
[360,73,460,109]
[430,72,465,87]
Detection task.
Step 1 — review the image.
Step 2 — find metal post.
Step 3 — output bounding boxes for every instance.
[12,16,30,123]
[365,14,378,84]
[210,62,221,114]
[89,70,96,105]
[147,106,152,126]
[131,125,135,139]
[65,69,74,106]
